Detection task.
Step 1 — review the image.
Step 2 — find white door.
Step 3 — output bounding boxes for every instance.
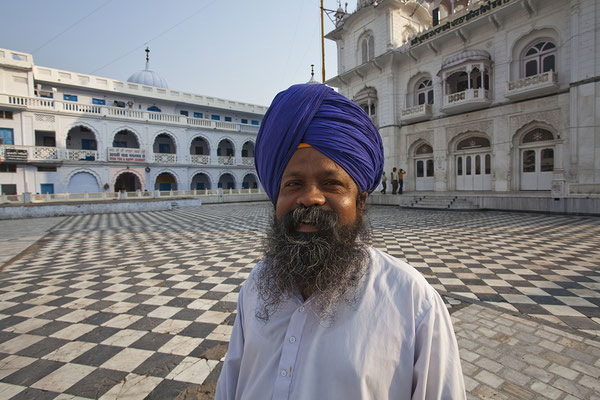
[456,154,491,191]
[520,148,553,190]
[415,159,434,190]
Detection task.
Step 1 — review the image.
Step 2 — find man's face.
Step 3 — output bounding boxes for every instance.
[275,147,366,228]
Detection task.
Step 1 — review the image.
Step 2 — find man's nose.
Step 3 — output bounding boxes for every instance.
[297,184,326,208]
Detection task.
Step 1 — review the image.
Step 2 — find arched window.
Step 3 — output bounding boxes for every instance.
[416,79,433,105]
[522,128,554,144]
[523,40,556,77]
[457,137,490,150]
[415,143,433,155]
[361,34,375,64]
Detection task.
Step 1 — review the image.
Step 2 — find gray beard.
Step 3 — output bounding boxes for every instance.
[254,205,371,324]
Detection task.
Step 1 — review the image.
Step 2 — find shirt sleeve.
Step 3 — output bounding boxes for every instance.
[214,285,246,400]
[411,291,466,400]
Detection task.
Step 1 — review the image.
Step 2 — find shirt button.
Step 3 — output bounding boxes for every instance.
[281,369,287,377]
[289,336,296,343]
[299,306,305,312]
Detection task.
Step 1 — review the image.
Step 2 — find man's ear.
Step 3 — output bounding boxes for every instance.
[358,191,369,211]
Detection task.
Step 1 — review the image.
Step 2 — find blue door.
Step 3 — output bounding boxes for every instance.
[40,184,54,194]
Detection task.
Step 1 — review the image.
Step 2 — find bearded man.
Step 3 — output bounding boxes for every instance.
[215,84,465,400]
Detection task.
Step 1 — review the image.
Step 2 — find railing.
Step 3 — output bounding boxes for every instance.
[442,88,490,112]
[191,154,210,164]
[218,156,235,165]
[0,145,59,161]
[0,187,266,205]
[506,71,559,99]
[153,153,177,163]
[401,104,433,123]
[0,93,260,133]
[66,149,98,161]
[241,157,255,166]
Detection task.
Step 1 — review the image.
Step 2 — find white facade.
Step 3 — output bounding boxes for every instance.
[326,0,600,196]
[0,48,266,196]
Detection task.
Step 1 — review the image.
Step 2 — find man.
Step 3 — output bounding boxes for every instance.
[215,84,465,400]
[391,167,399,194]
[398,168,406,195]
[380,171,387,194]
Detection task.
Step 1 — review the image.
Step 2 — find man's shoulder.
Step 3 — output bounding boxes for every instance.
[367,247,439,305]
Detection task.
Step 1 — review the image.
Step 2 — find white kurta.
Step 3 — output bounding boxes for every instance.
[216,247,466,400]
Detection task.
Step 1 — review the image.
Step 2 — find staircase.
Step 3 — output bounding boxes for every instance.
[402,196,479,210]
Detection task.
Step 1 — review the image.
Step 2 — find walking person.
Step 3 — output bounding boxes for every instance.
[380,171,387,194]
[398,168,406,194]
[391,167,398,194]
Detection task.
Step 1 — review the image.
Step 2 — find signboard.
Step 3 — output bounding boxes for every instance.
[4,148,28,162]
[411,0,513,46]
[108,147,146,162]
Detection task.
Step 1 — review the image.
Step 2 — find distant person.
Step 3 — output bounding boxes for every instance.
[380,171,387,194]
[398,168,406,194]
[391,167,399,194]
[215,84,465,399]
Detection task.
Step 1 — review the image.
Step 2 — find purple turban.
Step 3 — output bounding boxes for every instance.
[254,84,383,204]
[255,84,384,204]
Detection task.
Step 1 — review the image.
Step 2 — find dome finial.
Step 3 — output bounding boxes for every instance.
[311,64,315,78]
[145,47,150,69]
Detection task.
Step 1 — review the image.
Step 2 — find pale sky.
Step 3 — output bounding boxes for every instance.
[1,0,348,107]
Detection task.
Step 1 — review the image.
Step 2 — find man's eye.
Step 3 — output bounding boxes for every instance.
[326,180,343,186]
[284,181,300,187]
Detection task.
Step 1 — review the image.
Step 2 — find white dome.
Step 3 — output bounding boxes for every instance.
[127,67,168,89]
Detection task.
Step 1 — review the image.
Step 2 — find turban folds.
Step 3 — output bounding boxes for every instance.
[255,84,384,204]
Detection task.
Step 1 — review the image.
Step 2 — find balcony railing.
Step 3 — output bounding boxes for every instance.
[241,157,255,166]
[401,104,433,124]
[441,88,491,114]
[191,154,210,164]
[0,94,260,133]
[505,71,559,100]
[218,156,235,165]
[66,149,98,161]
[154,153,177,164]
[0,145,59,162]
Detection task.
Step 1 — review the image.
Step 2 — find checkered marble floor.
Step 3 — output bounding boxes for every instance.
[0,203,598,399]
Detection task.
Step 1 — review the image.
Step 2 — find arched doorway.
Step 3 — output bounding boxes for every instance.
[155,172,177,191]
[153,133,176,163]
[115,172,142,192]
[67,172,100,193]
[66,125,97,161]
[113,130,140,148]
[414,143,434,191]
[190,137,210,164]
[217,139,234,165]
[241,141,254,157]
[191,173,211,190]
[455,136,492,191]
[242,173,258,189]
[520,128,555,190]
[218,173,235,189]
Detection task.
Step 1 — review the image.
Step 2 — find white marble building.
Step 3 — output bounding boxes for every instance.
[0,48,266,196]
[326,0,599,196]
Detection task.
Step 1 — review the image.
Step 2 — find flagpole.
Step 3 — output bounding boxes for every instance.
[321,0,326,83]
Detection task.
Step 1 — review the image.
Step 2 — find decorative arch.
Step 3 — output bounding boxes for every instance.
[110,126,143,148]
[449,130,492,152]
[512,120,558,146]
[151,130,180,152]
[63,167,103,187]
[151,168,182,189]
[64,122,101,150]
[357,30,375,64]
[190,171,213,190]
[112,168,145,191]
[242,140,255,157]
[218,172,236,189]
[508,27,560,81]
[406,72,434,107]
[189,134,212,155]
[242,172,259,189]
[217,136,236,156]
